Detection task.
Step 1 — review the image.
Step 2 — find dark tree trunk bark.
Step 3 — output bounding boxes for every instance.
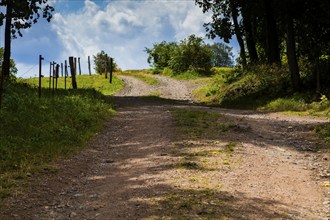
[2,2,12,77]
[264,0,281,64]
[241,4,259,63]
[286,14,301,92]
[0,2,12,108]
[230,2,247,68]
[315,57,321,93]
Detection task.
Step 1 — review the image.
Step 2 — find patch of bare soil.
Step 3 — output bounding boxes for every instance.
[0,75,329,219]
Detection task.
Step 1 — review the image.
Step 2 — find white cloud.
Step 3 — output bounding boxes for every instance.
[50,0,211,71]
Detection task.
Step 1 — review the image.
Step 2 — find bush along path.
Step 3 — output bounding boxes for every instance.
[0,75,329,219]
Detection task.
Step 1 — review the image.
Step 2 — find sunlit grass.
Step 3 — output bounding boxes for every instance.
[19,73,124,95]
[120,70,159,85]
[0,80,118,200]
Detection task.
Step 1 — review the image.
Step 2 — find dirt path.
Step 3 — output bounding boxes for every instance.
[1,75,329,219]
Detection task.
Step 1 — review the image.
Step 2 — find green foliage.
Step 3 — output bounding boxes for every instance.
[145,35,234,77]
[120,70,158,85]
[93,51,118,75]
[196,0,330,92]
[168,35,212,74]
[194,65,330,116]
[194,65,291,108]
[207,42,234,67]
[172,70,202,80]
[0,47,17,78]
[315,124,330,144]
[262,94,330,117]
[145,41,178,70]
[262,97,308,112]
[0,1,54,38]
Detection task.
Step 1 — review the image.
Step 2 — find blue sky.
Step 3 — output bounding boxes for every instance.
[2,0,239,78]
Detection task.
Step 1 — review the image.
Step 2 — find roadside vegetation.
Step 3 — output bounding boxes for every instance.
[19,74,124,95]
[119,69,158,85]
[0,74,123,200]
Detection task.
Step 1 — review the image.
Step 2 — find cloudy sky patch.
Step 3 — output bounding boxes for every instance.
[5,0,237,78]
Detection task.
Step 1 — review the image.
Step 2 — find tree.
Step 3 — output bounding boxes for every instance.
[195,0,330,94]
[240,0,259,63]
[145,36,234,74]
[263,0,280,64]
[196,0,247,67]
[145,41,177,70]
[93,51,117,74]
[0,0,54,106]
[207,42,234,67]
[169,35,212,73]
[0,47,17,78]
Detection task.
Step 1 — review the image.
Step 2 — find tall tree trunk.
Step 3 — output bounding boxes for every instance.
[0,2,12,108]
[264,0,281,64]
[230,2,247,68]
[241,4,259,63]
[286,14,301,92]
[2,2,12,77]
[315,57,321,93]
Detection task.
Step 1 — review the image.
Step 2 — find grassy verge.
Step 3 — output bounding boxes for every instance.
[0,79,118,200]
[120,69,158,85]
[158,67,207,80]
[19,73,124,95]
[260,95,330,117]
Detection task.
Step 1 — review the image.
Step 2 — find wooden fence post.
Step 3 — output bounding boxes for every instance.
[88,56,91,76]
[49,62,52,90]
[74,57,77,76]
[52,62,56,95]
[65,61,67,89]
[39,55,44,98]
[69,57,77,89]
[55,64,59,90]
[61,63,63,77]
[105,59,108,79]
[78,57,81,75]
[110,57,113,84]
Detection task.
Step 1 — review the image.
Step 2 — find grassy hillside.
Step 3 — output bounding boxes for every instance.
[19,73,124,95]
[0,74,123,200]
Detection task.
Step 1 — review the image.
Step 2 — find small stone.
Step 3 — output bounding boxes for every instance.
[89,194,98,198]
[73,193,83,197]
[69,212,77,218]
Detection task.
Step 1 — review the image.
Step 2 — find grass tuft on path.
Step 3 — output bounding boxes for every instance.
[173,109,233,139]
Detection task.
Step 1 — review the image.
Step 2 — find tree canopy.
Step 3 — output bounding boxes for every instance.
[0,0,54,107]
[93,51,117,75]
[196,0,330,92]
[145,35,234,74]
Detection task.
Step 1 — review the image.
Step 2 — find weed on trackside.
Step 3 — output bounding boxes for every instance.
[120,70,159,85]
